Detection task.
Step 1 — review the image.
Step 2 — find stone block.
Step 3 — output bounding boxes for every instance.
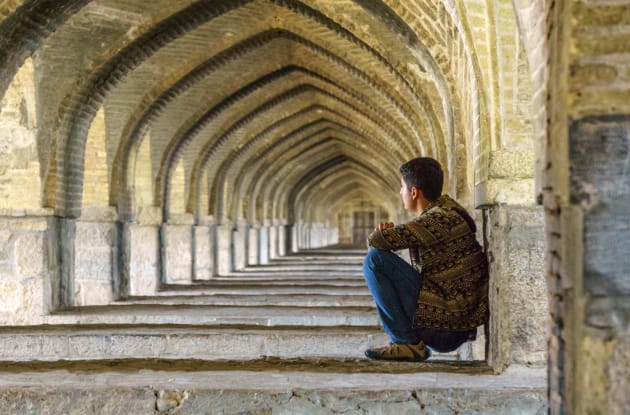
[14,232,44,277]
[570,64,617,87]
[128,224,159,296]
[609,330,630,415]
[269,225,279,259]
[278,225,286,256]
[193,226,212,280]
[8,217,48,232]
[485,205,548,368]
[0,389,156,415]
[75,221,113,247]
[0,277,46,325]
[74,221,113,281]
[0,279,22,313]
[232,224,247,271]
[74,247,111,281]
[0,229,11,261]
[216,224,232,275]
[260,226,270,264]
[489,149,535,179]
[487,178,536,205]
[74,280,112,306]
[570,116,630,295]
[248,227,260,265]
[162,224,193,283]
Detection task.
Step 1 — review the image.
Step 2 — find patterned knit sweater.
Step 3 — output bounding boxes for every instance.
[367,194,489,331]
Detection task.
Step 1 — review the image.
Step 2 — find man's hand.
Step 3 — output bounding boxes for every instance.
[375,222,395,232]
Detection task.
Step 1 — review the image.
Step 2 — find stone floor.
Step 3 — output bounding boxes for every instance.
[0,247,547,414]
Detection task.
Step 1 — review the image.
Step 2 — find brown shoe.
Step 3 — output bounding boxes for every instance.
[365,341,431,362]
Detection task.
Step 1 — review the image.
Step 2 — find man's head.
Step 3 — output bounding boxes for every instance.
[399,157,443,202]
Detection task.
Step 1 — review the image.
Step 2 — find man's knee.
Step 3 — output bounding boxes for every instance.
[363,248,394,272]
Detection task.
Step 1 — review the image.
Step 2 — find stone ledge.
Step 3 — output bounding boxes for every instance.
[40,304,380,326]
[118,293,375,307]
[0,357,492,375]
[0,326,389,361]
[0,365,547,414]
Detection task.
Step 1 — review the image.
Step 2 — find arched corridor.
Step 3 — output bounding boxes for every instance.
[0,0,628,413]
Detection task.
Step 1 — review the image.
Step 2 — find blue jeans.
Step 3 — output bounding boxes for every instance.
[363,249,475,352]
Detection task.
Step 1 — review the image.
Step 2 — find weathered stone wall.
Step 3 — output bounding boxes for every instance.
[0,214,50,325]
[0,58,40,210]
[546,1,630,413]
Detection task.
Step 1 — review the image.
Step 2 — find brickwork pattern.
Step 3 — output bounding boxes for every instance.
[0,2,562,412]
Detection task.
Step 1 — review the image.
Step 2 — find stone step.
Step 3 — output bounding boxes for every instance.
[44,304,379,326]
[243,264,362,272]
[158,283,369,295]
[121,293,375,307]
[222,271,365,281]
[0,326,389,361]
[196,276,366,287]
[0,363,547,414]
[268,257,364,264]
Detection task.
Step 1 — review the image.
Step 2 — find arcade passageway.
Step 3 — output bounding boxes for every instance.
[0,0,628,413]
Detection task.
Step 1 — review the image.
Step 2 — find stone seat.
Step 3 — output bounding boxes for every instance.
[0,361,547,414]
[120,293,375,307]
[45,304,380,326]
[0,325,388,361]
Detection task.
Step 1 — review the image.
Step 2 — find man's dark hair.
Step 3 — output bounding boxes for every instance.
[399,157,443,200]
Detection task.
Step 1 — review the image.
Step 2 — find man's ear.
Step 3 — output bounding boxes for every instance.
[410,186,419,200]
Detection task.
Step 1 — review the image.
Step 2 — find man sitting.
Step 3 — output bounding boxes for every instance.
[363,157,489,361]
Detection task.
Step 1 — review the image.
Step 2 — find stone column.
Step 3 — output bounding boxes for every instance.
[248,224,260,265]
[126,207,161,296]
[291,224,299,253]
[73,207,117,306]
[0,210,51,325]
[310,223,323,248]
[216,221,233,275]
[559,116,630,413]
[160,213,194,285]
[232,219,248,271]
[303,224,310,249]
[269,223,278,260]
[277,221,286,257]
[259,224,270,264]
[193,215,213,280]
[483,205,547,371]
[546,3,630,412]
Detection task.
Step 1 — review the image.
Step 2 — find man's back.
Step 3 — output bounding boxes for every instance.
[368,195,489,331]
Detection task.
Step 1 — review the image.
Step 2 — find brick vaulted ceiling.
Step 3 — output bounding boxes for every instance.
[0,0,481,225]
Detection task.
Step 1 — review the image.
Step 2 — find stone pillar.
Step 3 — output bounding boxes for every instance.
[546,2,630,411]
[303,224,310,249]
[269,223,278,260]
[291,224,299,253]
[259,225,270,264]
[0,211,50,325]
[73,208,117,306]
[216,222,233,275]
[232,219,248,271]
[560,116,630,414]
[277,222,286,257]
[193,217,213,280]
[126,207,161,296]
[483,204,547,372]
[248,224,260,265]
[160,213,194,285]
[310,223,323,248]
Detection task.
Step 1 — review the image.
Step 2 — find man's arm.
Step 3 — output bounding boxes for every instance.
[367,217,441,251]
